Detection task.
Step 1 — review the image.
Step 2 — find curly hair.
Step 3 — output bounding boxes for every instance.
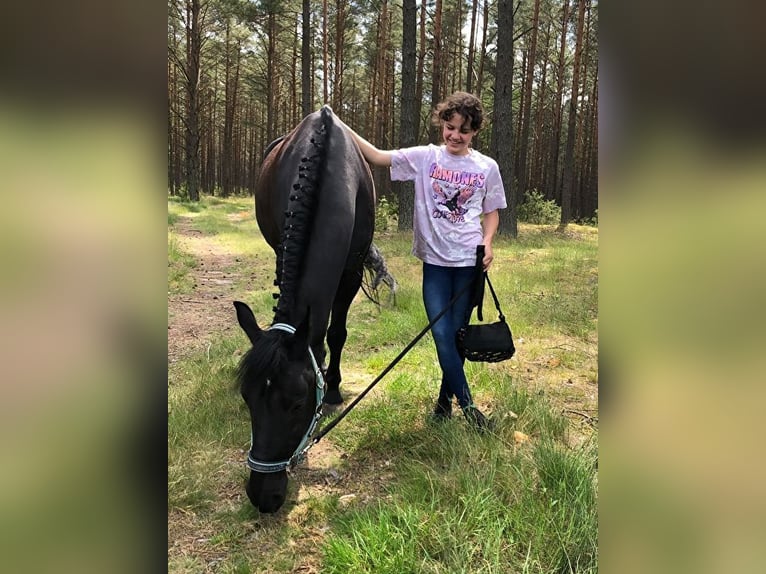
[431,91,483,132]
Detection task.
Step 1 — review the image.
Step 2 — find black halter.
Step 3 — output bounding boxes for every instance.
[245,322,325,473]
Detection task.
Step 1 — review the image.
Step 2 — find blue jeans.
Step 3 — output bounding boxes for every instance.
[422,262,476,409]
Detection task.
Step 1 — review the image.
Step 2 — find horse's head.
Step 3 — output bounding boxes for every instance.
[233,301,320,513]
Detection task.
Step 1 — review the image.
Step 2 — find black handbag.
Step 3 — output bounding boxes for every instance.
[456,271,515,363]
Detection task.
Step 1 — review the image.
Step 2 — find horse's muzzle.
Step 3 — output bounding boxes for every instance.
[246,470,288,513]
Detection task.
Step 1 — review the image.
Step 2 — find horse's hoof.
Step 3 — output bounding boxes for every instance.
[323,389,343,405]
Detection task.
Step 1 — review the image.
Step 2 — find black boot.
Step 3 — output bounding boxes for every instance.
[462,404,495,432]
[430,396,452,420]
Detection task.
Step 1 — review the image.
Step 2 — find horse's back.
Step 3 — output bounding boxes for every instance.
[256,106,374,258]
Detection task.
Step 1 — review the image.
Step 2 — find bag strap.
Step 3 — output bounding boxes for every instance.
[472,245,505,325]
[483,273,505,322]
[473,246,487,321]
[469,245,506,324]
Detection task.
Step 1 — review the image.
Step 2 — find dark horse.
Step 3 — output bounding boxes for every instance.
[233,106,375,513]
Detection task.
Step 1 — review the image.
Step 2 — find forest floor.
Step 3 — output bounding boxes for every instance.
[168,214,398,572]
[168,208,598,573]
[168,216,241,365]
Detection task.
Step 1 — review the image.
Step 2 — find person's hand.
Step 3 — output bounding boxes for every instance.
[482,243,494,270]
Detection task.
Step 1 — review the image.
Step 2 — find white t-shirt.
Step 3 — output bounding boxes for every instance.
[390,144,507,267]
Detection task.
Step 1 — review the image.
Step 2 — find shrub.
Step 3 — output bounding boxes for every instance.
[517,190,561,224]
[375,195,398,232]
[577,209,598,227]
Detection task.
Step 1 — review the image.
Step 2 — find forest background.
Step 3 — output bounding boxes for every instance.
[168,0,598,235]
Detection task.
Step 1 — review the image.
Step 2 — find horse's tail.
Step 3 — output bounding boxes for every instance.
[272,108,330,323]
[360,243,398,306]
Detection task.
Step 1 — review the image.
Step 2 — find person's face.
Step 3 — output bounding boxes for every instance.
[441,112,477,156]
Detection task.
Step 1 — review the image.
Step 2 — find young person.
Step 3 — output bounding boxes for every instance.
[341,91,507,431]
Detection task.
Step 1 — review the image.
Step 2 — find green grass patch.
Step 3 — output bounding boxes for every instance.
[167,232,197,294]
[323,419,597,573]
[167,197,598,573]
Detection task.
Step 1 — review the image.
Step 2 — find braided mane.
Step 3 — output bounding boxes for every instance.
[272,118,328,325]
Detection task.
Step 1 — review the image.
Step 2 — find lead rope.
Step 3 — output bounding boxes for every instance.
[311,271,478,444]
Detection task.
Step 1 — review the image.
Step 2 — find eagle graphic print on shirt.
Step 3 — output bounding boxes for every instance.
[390,144,507,267]
[429,162,487,224]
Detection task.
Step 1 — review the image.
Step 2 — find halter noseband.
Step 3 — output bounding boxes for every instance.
[246,322,325,474]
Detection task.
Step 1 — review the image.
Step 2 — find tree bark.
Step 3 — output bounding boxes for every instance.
[476,0,489,99]
[466,0,479,93]
[301,0,311,116]
[184,0,203,201]
[266,8,277,142]
[532,18,551,195]
[415,0,426,139]
[333,0,346,111]
[322,0,328,104]
[397,0,417,231]
[551,0,570,204]
[429,0,443,143]
[516,0,540,203]
[491,0,516,237]
[558,0,587,230]
[221,19,236,197]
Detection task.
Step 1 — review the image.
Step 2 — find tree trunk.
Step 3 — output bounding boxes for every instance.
[558,0,587,230]
[266,9,277,142]
[429,0,443,143]
[415,0,426,139]
[588,74,598,218]
[491,0,516,237]
[397,0,417,231]
[184,0,203,201]
[222,19,233,197]
[466,0,478,93]
[551,0,570,204]
[333,0,346,111]
[322,0,328,104]
[513,50,526,184]
[377,0,391,197]
[532,18,551,195]
[516,0,540,203]
[291,17,298,126]
[301,0,311,116]
[167,40,176,195]
[204,67,216,194]
[455,0,464,93]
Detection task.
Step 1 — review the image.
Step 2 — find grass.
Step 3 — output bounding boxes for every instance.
[168,195,598,573]
[167,232,197,294]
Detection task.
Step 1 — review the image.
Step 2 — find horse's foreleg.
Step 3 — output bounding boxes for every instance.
[324,270,363,404]
[324,321,346,405]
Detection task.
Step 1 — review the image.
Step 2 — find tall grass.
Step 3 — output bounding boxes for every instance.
[168,197,598,573]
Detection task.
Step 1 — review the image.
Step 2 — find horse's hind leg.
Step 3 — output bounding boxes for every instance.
[324,269,363,404]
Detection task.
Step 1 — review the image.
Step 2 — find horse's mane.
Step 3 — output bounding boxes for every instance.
[272,110,329,324]
[236,331,288,394]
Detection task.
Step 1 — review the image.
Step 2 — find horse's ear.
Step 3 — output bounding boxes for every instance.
[234,301,262,345]
[288,311,310,360]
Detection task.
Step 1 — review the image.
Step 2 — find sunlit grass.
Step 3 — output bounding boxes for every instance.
[167,232,197,294]
[167,196,598,573]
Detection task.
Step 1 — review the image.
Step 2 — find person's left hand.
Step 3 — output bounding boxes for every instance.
[482,243,494,270]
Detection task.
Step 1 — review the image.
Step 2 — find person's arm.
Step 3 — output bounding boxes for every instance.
[338,118,394,167]
[480,210,500,270]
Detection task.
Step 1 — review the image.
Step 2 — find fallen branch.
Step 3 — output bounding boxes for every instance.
[563,409,598,425]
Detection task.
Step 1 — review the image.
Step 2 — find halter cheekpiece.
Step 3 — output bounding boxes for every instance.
[245,322,325,473]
